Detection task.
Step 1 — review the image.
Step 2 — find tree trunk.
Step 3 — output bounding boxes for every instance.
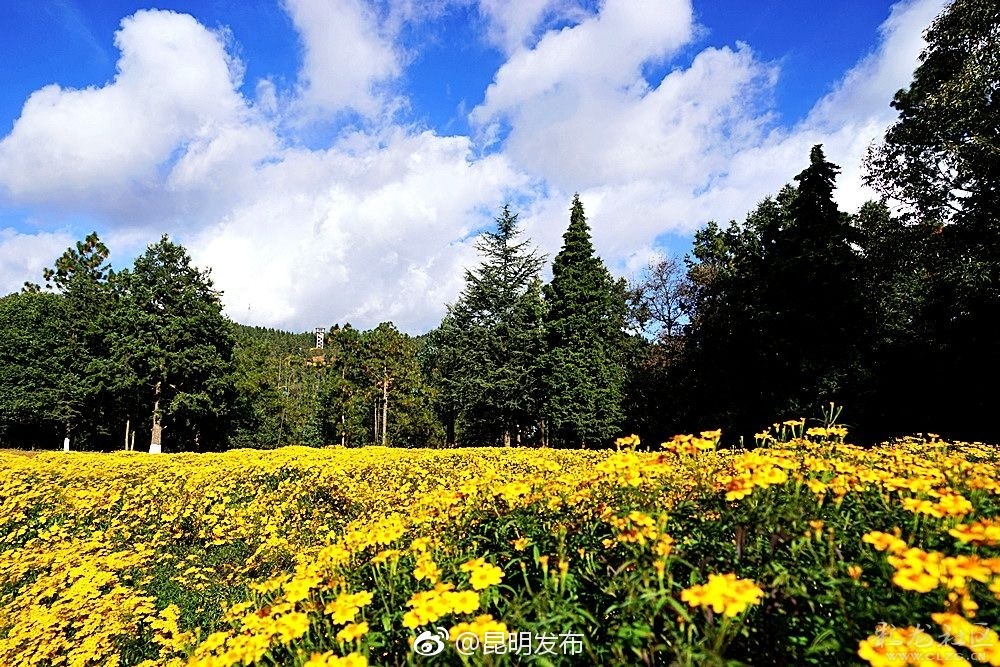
[446,414,456,448]
[381,373,389,446]
[150,381,163,454]
[63,422,70,452]
[124,419,130,451]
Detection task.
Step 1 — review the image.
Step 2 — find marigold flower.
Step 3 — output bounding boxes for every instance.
[469,563,504,590]
[336,621,369,643]
[950,518,1000,546]
[680,573,764,617]
[862,531,907,554]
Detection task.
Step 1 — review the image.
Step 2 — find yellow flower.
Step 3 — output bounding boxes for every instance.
[512,537,529,551]
[414,553,441,583]
[469,563,504,590]
[448,615,508,643]
[887,548,943,593]
[324,591,374,625]
[950,518,1000,546]
[284,576,321,604]
[371,549,401,565]
[273,611,311,643]
[410,537,431,552]
[305,651,337,667]
[336,655,368,667]
[847,565,863,580]
[448,590,480,615]
[858,625,969,667]
[305,651,367,667]
[862,531,907,554]
[460,558,486,572]
[336,621,369,643]
[615,434,641,449]
[653,534,674,558]
[680,573,764,617]
[933,612,1000,664]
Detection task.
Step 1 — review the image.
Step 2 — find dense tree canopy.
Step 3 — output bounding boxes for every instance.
[110,236,236,452]
[542,195,627,446]
[433,205,547,446]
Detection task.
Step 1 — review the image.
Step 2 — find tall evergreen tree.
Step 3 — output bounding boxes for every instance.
[24,232,116,448]
[110,236,235,452]
[683,148,863,435]
[768,145,864,415]
[437,205,546,445]
[542,195,626,447]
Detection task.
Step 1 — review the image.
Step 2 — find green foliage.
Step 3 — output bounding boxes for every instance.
[864,0,1000,225]
[228,322,443,448]
[434,205,547,446]
[109,236,236,451]
[681,148,868,437]
[0,292,81,447]
[861,0,1000,440]
[541,195,628,447]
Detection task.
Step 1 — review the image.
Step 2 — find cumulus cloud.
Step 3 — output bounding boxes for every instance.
[477,0,946,271]
[0,10,259,217]
[475,0,595,55]
[0,0,951,332]
[284,0,401,118]
[189,130,526,331]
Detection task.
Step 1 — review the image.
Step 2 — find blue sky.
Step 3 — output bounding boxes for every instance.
[0,0,947,332]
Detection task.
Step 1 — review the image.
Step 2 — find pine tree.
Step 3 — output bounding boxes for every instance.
[24,232,116,449]
[768,145,864,415]
[542,195,626,447]
[0,292,82,448]
[437,205,546,445]
[110,236,235,452]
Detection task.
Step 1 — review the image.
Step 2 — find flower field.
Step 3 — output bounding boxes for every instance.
[1,427,999,666]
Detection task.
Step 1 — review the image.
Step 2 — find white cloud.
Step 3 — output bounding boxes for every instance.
[0,10,257,215]
[477,0,554,54]
[473,0,694,128]
[0,228,73,296]
[477,0,946,269]
[283,0,401,118]
[189,129,526,332]
[676,0,947,222]
[475,0,594,55]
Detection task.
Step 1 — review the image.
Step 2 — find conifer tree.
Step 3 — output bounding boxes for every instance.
[110,236,235,452]
[542,195,626,447]
[437,205,546,445]
[768,145,864,415]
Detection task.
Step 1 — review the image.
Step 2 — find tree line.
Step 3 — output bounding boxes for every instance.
[0,0,996,450]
